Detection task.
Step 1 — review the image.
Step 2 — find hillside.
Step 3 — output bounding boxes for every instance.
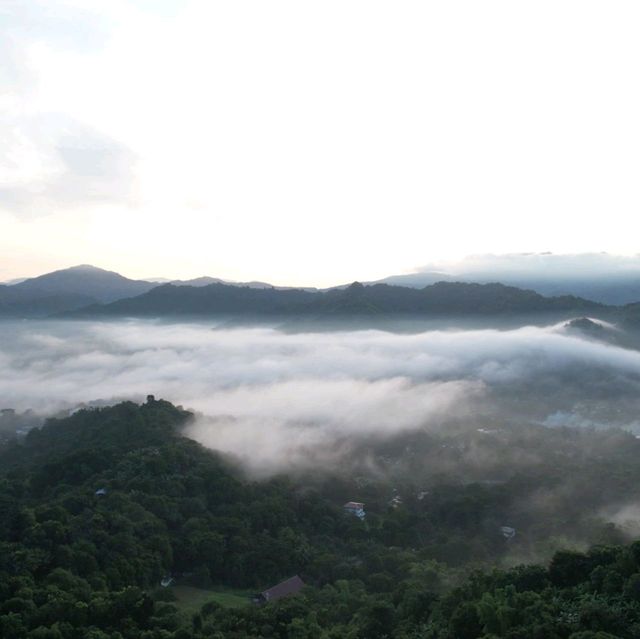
[0,265,157,317]
[67,280,606,319]
[2,265,632,320]
[171,276,317,291]
[4,400,640,637]
[71,281,319,316]
[376,260,640,305]
[12,264,155,302]
[0,282,97,317]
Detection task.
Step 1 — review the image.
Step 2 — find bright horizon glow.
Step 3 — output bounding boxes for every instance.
[2,1,640,286]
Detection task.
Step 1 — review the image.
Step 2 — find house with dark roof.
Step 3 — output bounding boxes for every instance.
[252,575,305,604]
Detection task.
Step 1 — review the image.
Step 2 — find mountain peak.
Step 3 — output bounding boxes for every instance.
[5,264,158,311]
[68,264,104,271]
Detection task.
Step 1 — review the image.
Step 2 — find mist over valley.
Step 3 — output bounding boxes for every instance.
[4,0,640,632]
[4,316,640,447]
[6,265,640,638]
[5,310,640,636]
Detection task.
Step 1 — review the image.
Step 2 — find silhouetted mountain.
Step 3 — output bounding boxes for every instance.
[14,265,156,302]
[171,276,228,287]
[0,265,156,317]
[559,315,640,350]
[66,280,606,318]
[372,268,640,305]
[621,302,640,328]
[481,277,640,306]
[368,271,454,288]
[562,316,630,346]
[70,282,319,316]
[171,276,317,291]
[3,264,629,320]
[0,283,97,318]
[564,317,606,335]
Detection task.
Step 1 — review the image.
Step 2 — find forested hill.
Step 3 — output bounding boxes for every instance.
[5,400,640,637]
[66,280,606,318]
[0,265,156,318]
[0,400,344,636]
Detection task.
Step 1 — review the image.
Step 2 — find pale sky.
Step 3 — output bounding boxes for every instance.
[2,0,640,286]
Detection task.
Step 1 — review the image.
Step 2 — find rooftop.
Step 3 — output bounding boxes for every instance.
[261,575,305,602]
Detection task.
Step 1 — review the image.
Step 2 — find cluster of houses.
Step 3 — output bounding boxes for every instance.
[154,495,519,612]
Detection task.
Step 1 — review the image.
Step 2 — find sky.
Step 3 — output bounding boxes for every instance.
[2,0,640,286]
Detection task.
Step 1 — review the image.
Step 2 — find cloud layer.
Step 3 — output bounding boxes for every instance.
[423,253,640,280]
[2,319,640,472]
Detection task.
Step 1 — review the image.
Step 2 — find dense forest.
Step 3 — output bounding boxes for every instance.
[3,400,640,638]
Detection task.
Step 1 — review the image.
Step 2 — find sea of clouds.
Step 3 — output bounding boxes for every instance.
[2,318,640,472]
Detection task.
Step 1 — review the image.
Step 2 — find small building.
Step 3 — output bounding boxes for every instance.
[500,526,516,540]
[343,501,366,519]
[252,575,305,604]
[95,488,108,497]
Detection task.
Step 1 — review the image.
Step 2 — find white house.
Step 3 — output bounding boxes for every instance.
[343,501,366,519]
[500,526,516,539]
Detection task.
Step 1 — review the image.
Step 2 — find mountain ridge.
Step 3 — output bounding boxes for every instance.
[12,264,155,301]
[373,257,640,304]
[5,263,640,320]
[0,265,156,317]
[64,279,608,319]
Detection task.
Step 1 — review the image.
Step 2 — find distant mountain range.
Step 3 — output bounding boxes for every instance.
[3,263,640,321]
[373,272,640,306]
[65,279,605,319]
[169,276,317,291]
[0,266,321,317]
[372,255,640,305]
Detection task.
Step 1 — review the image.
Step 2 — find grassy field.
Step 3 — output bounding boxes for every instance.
[171,585,252,612]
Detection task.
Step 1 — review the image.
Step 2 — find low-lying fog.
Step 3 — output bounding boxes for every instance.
[2,318,640,473]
